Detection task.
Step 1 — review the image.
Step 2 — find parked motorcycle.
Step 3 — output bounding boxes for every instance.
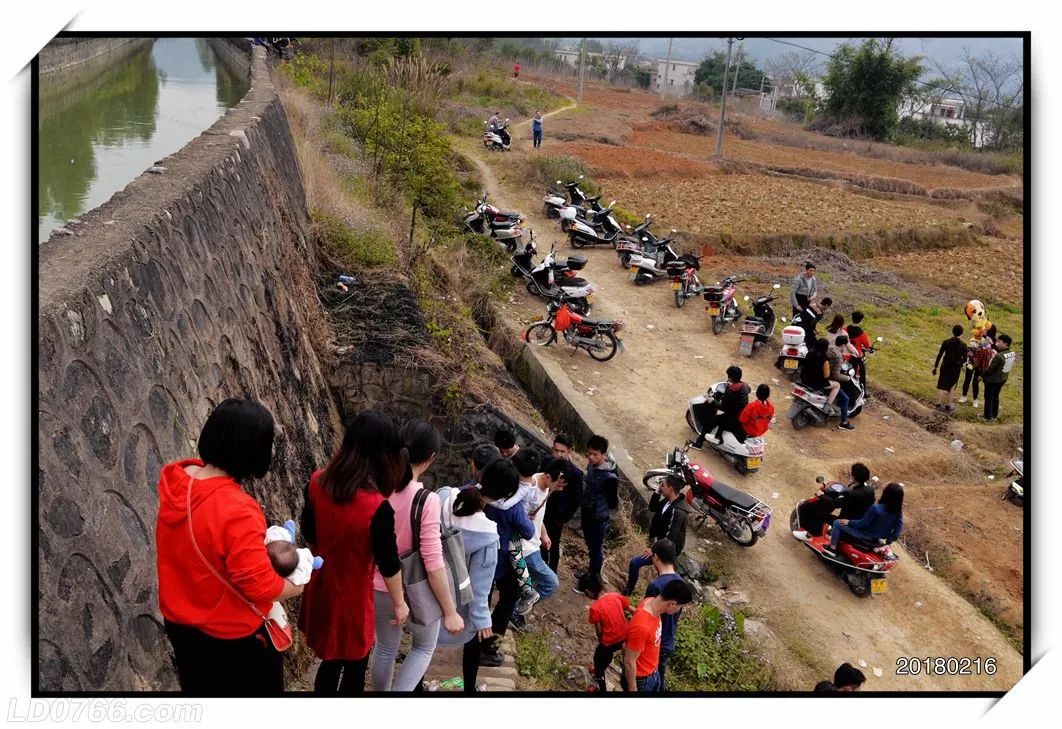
[547,176,606,221]
[790,476,899,597]
[642,444,772,546]
[627,241,694,287]
[776,322,809,378]
[685,384,768,475]
[787,359,867,429]
[483,120,512,151]
[667,254,706,307]
[703,276,745,335]
[737,285,782,356]
[463,194,525,252]
[514,240,594,314]
[562,200,629,248]
[1001,449,1024,507]
[615,215,674,267]
[523,296,623,361]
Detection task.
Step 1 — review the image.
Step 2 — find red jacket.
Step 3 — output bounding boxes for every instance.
[845,325,872,357]
[156,459,284,639]
[298,470,385,661]
[739,400,775,437]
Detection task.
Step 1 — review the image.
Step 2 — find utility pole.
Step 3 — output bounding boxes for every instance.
[715,37,734,157]
[758,71,766,112]
[731,41,743,94]
[327,38,336,106]
[661,37,673,96]
[578,37,586,103]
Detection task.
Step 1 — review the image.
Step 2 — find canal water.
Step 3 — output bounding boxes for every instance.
[37,38,249,243]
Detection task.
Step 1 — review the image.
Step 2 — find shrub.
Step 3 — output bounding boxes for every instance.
[312,209,397,268]
[669,604,773,691]
[515,632,569,689]
[524,155,598,195]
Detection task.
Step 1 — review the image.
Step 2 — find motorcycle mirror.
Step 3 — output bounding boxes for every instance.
[815,475,825,484]
[773,283,781,289]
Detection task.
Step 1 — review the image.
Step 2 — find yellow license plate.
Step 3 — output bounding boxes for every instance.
[629,266,638,274]
[671,282,681,291]
[586,295,594,303]
[708,304,720,315]
[746,457,762,469]
[870,579,888,594]
[783,359,798,370]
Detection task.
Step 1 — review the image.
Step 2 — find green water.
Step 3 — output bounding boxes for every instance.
[37,38,249,243]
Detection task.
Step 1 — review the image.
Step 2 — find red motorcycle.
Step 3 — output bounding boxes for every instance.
[790,476,899,597]
[523,297,624,362]
[642,444,772,547]
[703,275,744,335]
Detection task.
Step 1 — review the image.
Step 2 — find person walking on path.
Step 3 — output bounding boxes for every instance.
[575,435,620,595]
[532,111,543,149]
[299,411,409,695]
[933,325,967,411]
[156,398,304,696]
[541,433,583,573]
[370,420,463,692]
[981,334,1016,421]
[791,261,818,316]
[513,61,521,78]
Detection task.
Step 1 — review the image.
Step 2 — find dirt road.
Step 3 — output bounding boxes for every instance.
[460,131,1023,691]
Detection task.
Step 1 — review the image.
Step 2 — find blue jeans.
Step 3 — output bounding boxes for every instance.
[524,550,558,599]
[582,516,609,581]
[625,553,654,595]
[533,129,542,148]
[835,386,850,422]
[830,519,872,549]
[623,669,661,693]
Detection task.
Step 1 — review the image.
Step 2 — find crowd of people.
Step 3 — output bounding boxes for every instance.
[933,300,1016,421]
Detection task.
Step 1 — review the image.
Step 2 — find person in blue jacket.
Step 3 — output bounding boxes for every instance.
[532,111,543,149]
[827,482,904,555]
[479,458,535,667]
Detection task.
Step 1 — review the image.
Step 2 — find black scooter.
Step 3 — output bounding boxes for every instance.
[737,285,782,357]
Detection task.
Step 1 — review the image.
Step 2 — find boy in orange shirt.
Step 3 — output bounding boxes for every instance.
[623,579,693,692]
[587,576,631,692]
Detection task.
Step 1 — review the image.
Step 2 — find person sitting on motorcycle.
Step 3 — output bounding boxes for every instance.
[845,311,872,389]
[792,297,833,347]
[803,338,854,431]
[690,366,750,448]
[794,463,876,541]
[826,315,860,359]
[488,111,501,131]
[737,384,775,441]
[826,482,904,556]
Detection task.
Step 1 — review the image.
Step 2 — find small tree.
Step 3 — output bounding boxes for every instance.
[820,38,925,140]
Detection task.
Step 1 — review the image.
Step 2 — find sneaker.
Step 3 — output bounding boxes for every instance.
[792,530,809,542]
[515,589,541,616]
[837,421,855,431]
[822,545,838,557]
[972,400,980,409]
[508,613,528,632]
[958,396,967,404]
[479,649,504,668]
[686,439,703,451]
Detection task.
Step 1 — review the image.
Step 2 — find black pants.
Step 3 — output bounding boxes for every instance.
[582,516,609,582]
[793,294,810,316]
[962,366,982,400]
[693,411,745,446]
[314,656,369,695]
[413,636,482,694]
[593,641,624,692]
[542,520,564,572]
[490,569,521,636]
[983,381,1004,420]
[164,619,283,696]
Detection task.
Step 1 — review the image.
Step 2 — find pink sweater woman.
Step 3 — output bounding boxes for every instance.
[370,421,464,691]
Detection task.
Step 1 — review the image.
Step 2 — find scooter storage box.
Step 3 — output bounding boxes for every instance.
[703,285,724,302]
[559,207,577,221]
[782,326,806,346]
[665,260,688,276]
[563,254,588,271]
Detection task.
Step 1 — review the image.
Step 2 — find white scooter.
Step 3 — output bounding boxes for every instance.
[1001,449,1024,506]
[483,120,512,151]
[787,360,867,430]
[686,382,768,475]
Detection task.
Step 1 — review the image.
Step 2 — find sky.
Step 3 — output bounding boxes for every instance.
[562,36,1025,75]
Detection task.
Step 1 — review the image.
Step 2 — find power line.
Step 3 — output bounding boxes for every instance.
[760,36,1023,113]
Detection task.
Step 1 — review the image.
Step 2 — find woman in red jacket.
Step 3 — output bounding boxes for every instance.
[298,410,409,695]
[156,398,303,695]
[738,384,775,439]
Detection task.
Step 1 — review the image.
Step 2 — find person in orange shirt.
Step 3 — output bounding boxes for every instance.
[586,576,632,692]
[622,580,693,692]
[738,384,775,439]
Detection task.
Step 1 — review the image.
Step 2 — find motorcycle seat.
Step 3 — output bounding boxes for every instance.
[707,481,761,511]
[744,316,765,325]
[558,276,587,287]
[586,195,602,204]
[577,317,608,328]
[839,533,885,551]
[496,210,521,218]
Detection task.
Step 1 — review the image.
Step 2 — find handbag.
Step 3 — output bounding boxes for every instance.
[438,488,473,608]
[399,488,445,626]
[185,474,293,651]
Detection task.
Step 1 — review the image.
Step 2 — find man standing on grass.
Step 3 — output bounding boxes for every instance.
[642,540,684,691]
[623,579,693,693]
[981,334,1015,421]
[575,435,619,595]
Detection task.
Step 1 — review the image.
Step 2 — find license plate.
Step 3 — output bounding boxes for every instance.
[671,282,681,291]
[783,359,798,370]
[870,578,888,594]
[586,295,594,303]
[628,266,638,281]
[746,457,762,469]
[708,304,720,315]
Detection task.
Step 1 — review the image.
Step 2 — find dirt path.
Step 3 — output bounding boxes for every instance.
[461,133,1023,692]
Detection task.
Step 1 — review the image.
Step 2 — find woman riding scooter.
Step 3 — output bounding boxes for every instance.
[793,463,875,540]
[825,482,904,557]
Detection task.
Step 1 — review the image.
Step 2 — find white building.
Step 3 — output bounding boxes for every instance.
[554,48,629,71]
[898,95,987,147]
[650,59,700,97]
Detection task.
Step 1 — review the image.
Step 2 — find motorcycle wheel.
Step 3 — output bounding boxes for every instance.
[848,403,864,419]
[675,288,686,308]
[525,323,557,347]
[735,458,750,476]
[846,573,872,598]
[643,473,671,492]
[711,315,724,335]
[526,279,540,296]
[510,265,522,277]
[586,331,619,362]
[569,298,590,316]
[620,253,633,268]
[685,409,697,433]
[789,507,799,532]
[724,518,758,547]
[791,409,812,431]
[570,235,585,249]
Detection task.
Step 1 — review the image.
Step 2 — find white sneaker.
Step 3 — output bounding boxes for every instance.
[972,400,980,408]
[958,396,967,404]
[792,530,809,542]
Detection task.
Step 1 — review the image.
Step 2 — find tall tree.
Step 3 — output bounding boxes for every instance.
[695,51,770,98]
[931,49,1023,150]
[820,38,924,140]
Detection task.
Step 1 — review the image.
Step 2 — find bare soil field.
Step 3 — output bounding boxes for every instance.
[602,175,972,236]
[550,140,720,179]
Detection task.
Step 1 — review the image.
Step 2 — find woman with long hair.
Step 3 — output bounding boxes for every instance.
[298,410,410,695]
[827,482,904,555]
